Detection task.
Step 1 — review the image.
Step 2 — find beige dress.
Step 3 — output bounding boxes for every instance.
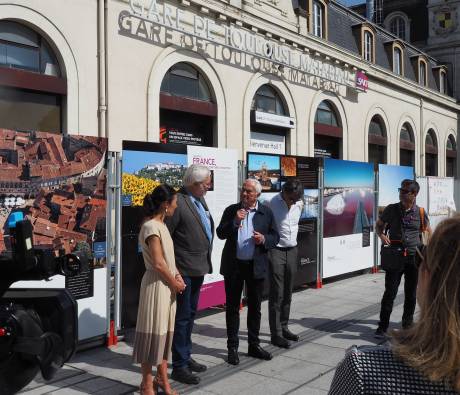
[132,219,177,365]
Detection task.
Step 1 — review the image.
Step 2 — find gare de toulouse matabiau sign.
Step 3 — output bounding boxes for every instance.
[122,0,360,89]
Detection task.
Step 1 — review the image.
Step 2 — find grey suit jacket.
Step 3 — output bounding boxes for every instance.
[165,187,214,277]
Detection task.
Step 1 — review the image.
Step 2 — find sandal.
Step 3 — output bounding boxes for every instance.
[153,376,178,395]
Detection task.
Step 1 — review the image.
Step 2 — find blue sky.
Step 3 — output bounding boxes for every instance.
[378,164,414,206]
[122,150,187,174]
[248,154,280,171]
[324,159,374,188]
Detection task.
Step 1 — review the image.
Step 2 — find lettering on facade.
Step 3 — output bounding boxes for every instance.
[119,0,357,93]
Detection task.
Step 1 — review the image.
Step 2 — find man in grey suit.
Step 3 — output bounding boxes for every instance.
[166,164,214,385]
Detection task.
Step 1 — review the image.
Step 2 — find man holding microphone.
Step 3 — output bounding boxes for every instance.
[217,178,279,365]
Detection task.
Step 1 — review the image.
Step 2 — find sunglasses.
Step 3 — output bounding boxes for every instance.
[398,188,412,195]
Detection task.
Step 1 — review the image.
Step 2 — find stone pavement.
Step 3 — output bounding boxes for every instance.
[20,272,409,395]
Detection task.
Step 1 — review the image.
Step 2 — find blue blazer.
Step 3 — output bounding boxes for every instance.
[216,201,279,280]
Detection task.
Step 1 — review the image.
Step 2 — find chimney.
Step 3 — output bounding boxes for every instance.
[366,0,374,21]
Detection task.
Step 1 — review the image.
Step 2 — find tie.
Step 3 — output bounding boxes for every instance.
[194,200,212,242]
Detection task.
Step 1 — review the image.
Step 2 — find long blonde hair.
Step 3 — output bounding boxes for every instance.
[392,216,460,391]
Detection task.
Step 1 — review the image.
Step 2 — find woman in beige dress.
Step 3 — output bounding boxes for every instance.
[133,184,186,395]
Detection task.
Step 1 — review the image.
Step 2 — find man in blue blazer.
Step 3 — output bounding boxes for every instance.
[217,178,279,366]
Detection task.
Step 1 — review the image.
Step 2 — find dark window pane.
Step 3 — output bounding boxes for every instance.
[6,44,39,72]
[40,40,60,77]
[0,21,39,47]
[425,153,438,176]
[369,118,384,136]
[0,87,61,132]
[446,157,456,177]
[256,95,276,113]
[170,63,198,79]
[257,85,276,98]
[314,134,342,159]
[275,97,286,116]
[170,74,198,98]
[198,76,211,101]
[400,125,413,142]
[369,144,387,164]
[425,133,434,146]
[426,130,437,147]
[400,149,414,166]
[0,43,6,65]
[160,73,169,92]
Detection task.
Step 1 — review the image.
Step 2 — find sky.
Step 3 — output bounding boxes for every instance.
[122,150,187,174]
[324,159,374,188]
[378,164,414,206]
[248,153,280,171]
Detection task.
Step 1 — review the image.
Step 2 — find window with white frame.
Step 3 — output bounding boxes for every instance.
[419,61,427,86]
[393,47,402,75]
[440,70,447,94]
[313,1,323,38]
[390,16,406,40]
[364,31,373,62]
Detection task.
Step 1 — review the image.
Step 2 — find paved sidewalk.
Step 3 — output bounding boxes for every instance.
[20,272,409,395]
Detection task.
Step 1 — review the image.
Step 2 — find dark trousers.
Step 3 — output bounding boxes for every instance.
[172,275,204,369]
[378,255,418,331]
[224,260,264,350]
[268,246,298,337]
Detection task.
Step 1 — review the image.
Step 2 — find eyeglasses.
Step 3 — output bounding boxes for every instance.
[241,188,256,194]
[398,188,412,195]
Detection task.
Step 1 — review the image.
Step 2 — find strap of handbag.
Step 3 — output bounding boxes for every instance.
[419,207,426,232]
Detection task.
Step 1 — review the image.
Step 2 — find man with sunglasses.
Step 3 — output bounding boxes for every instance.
[374,179,431,339]
[268,179,304,348]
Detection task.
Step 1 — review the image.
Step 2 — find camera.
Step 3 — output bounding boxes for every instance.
[0,212,88,395]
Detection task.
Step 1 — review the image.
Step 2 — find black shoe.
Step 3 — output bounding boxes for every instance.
[227,348,239,365]
[171,367,200,385]
[248,344,272,360]
[282,329,299,342]
[271,335,291,349]
[374,327,387,339]
[189,357,207,372]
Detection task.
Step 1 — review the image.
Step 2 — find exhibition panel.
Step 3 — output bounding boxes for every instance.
[4,130,109,341]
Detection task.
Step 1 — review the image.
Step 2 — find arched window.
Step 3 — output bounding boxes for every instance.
[314,101,342,159]
[250,84,290,155]
[393,46,403,75]
[312,1,327,39]
[425,129,438,176]
[0,20,65,133]
[390,16,406,40]
[251,85,286,115]
[159,62,216,147]
[315,101,339,127]
[400,123,415,167]
[160,62,212,102]
[446,134,457,177]
[368,115,387,164]
[364,31,374,62]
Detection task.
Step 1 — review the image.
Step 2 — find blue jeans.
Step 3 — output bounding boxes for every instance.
[172,275,204,369]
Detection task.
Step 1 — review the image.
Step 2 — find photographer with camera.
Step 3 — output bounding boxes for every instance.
[375,179,431,339]
[0,211,88,394]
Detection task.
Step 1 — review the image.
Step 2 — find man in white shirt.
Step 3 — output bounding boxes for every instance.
[268,179,304,348]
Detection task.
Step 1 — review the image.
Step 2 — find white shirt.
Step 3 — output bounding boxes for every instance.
[269,193,303,248]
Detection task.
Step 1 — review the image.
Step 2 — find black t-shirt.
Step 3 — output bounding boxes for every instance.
[380,203,429,255]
